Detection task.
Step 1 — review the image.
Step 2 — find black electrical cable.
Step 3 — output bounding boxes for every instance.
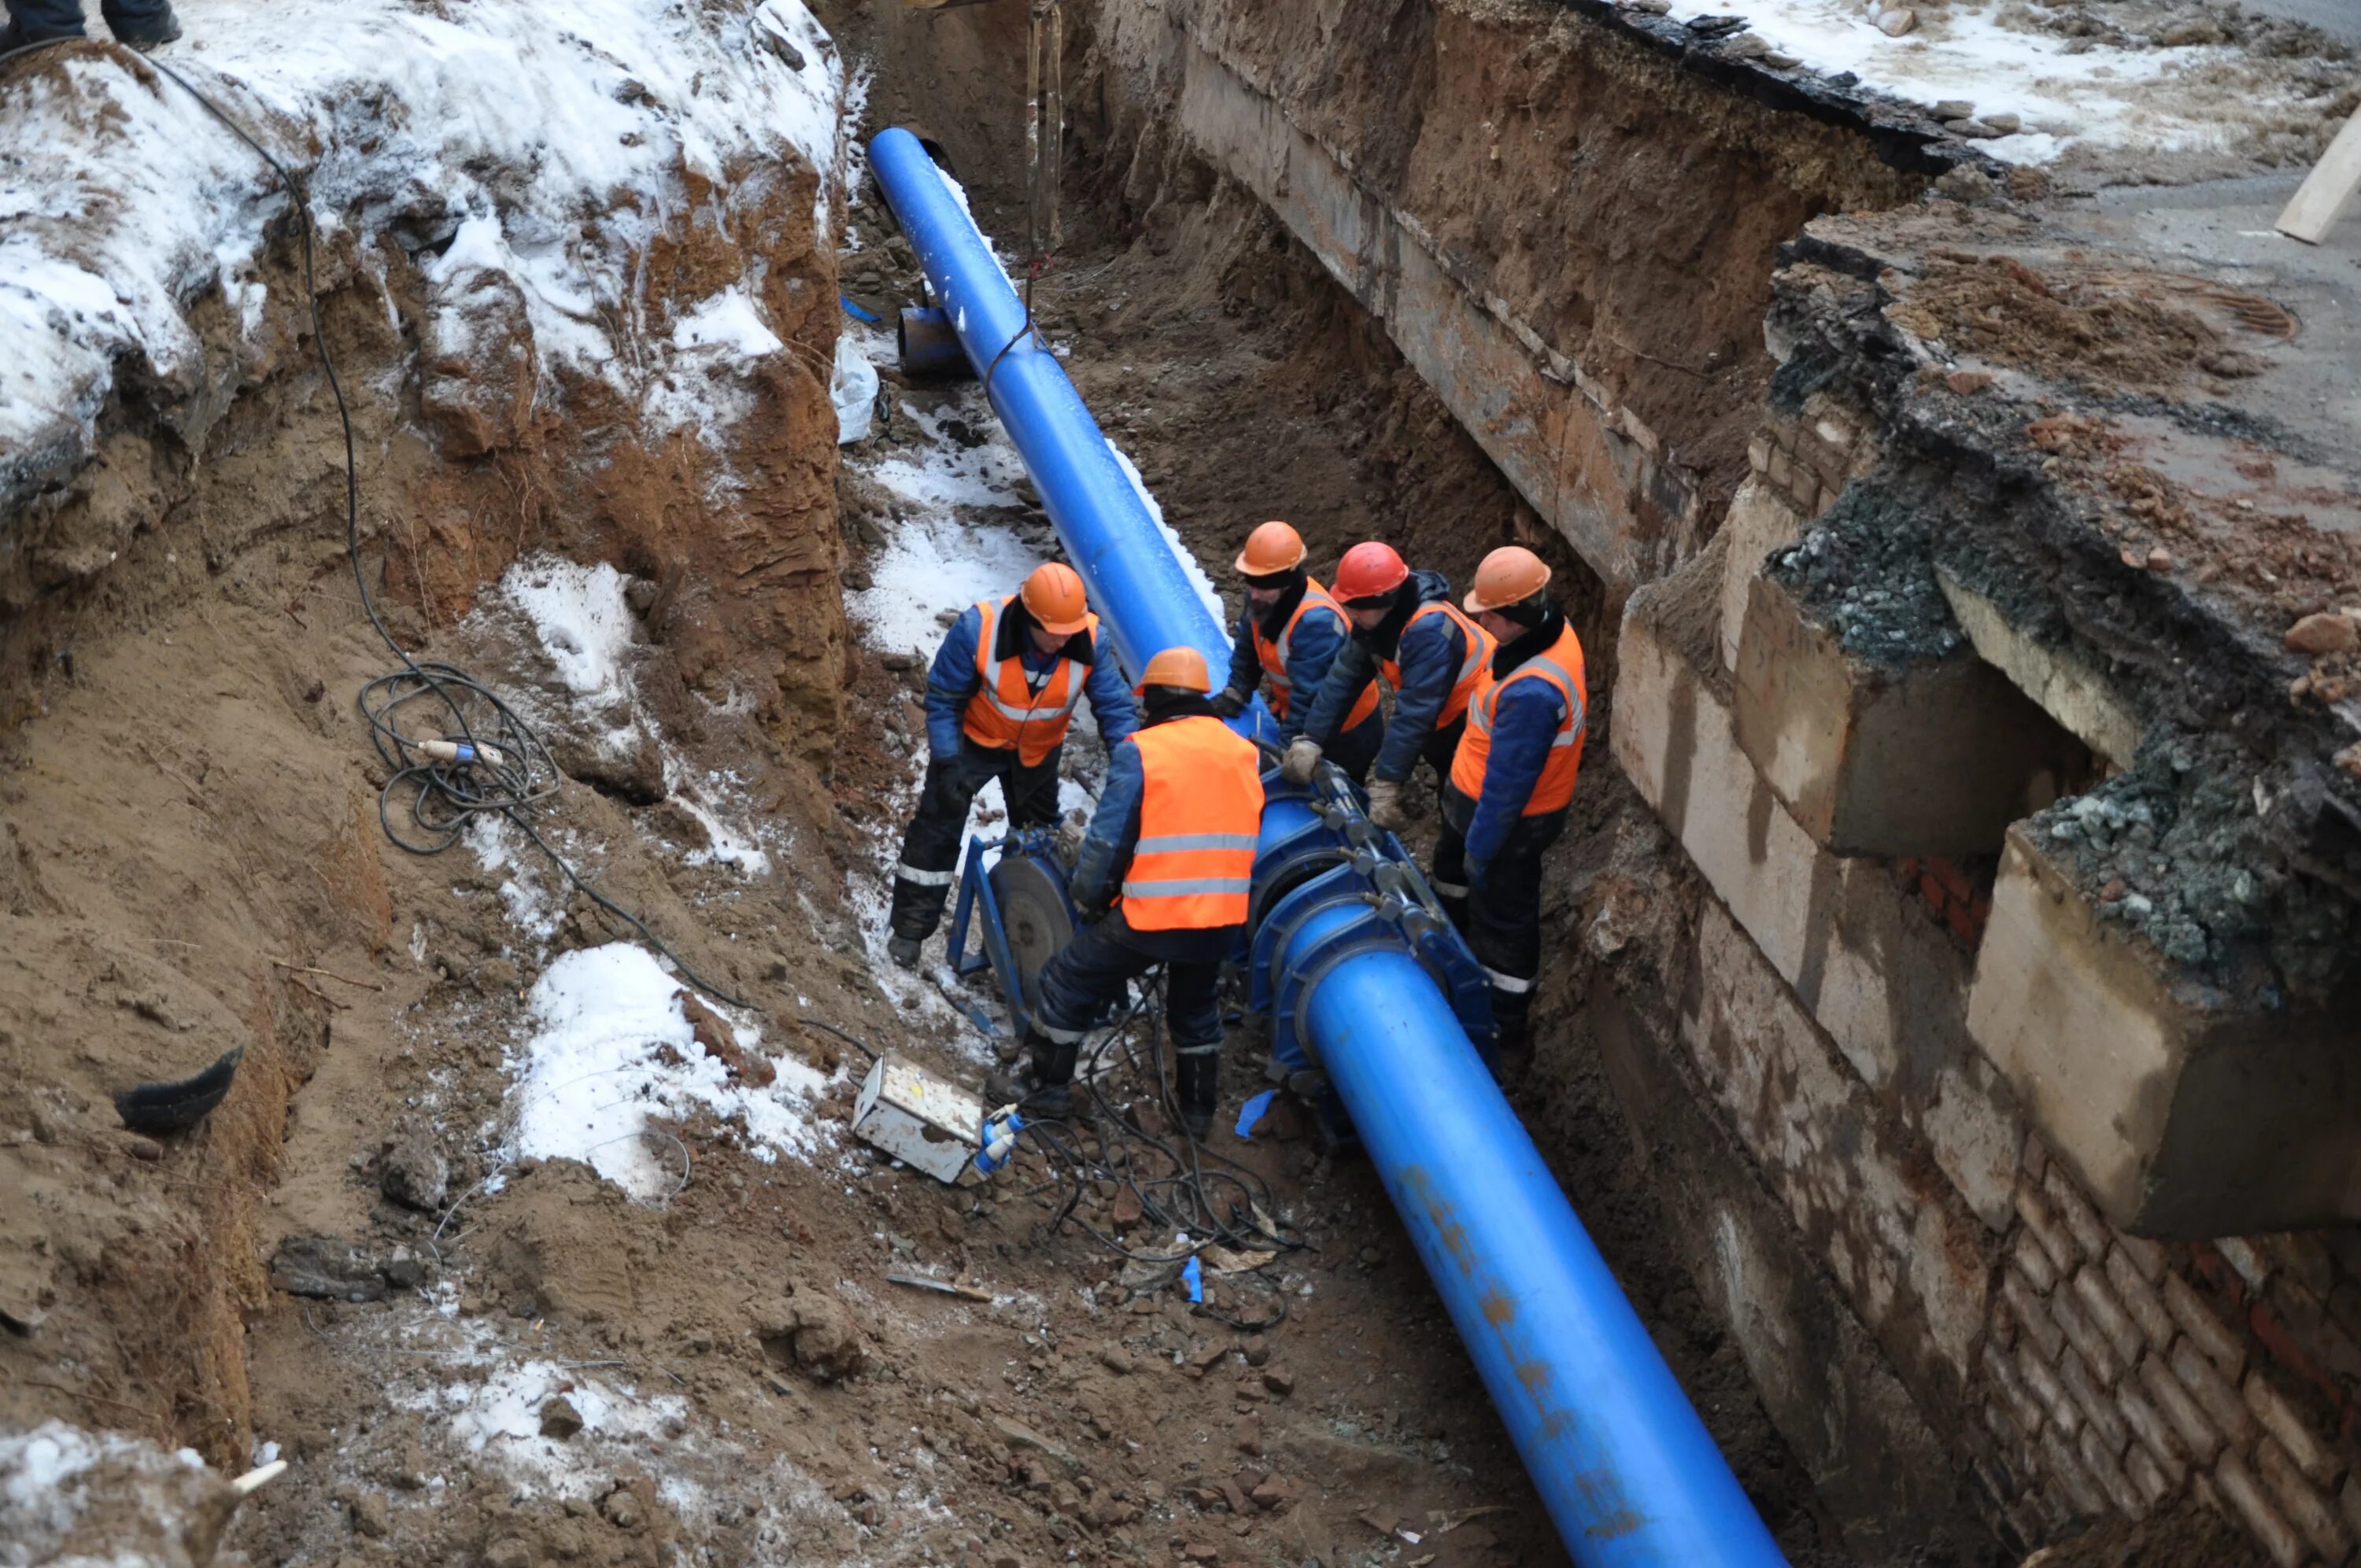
[1011,971,1306,1287]
[3,36,747,1009]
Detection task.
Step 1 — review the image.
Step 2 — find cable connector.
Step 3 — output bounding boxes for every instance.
[975,1103,1024,1174]
[416,736,508,768]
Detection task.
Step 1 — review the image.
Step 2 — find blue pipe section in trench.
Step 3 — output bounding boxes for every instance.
[870,125,1787,1568]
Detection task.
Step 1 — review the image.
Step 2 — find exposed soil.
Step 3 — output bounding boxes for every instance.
[2,6,1908,1568]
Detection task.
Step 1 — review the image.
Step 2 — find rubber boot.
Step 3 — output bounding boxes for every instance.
[984,1031,1078,1121]
[112,6,182,49]
[885,934,922,970]
[1175,1046,1219,1142]
[1488,995,1532,1088]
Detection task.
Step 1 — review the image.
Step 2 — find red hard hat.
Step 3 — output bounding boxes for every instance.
[1233,521,1307,577]
[1332,541,1408,603]
[1464,545,1552,613]
[1021,562,1089,636]
[1136,646,1213,694]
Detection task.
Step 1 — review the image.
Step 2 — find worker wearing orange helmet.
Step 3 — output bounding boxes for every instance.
[1210,521,1384,782]
[1436,545,1587,1079]
[1282,540,1495,832]
[887,563,1140,968]
[985,647,1265,1136]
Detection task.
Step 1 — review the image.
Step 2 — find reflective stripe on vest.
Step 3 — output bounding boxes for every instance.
[959,596,1096,767]
[1117,715,1265,931]
[1257,577,1378,729]
[1447,622,1588,816]
[1378,600,1495,727]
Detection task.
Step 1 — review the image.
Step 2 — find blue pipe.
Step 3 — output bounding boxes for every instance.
[871,127,1786,1567]
[869,128,1232,689]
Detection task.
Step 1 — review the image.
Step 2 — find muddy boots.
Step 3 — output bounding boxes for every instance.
[1174,1042,1219,1141]
[886,934,922,969]
[983,1030,1079,1121]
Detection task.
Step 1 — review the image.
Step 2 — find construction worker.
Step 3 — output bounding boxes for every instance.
[1209,521,1384,781]
[1435,546,1587,1079]
[987,647,1264,1137]
[1282,541,1495,842]
[887,563,1138,968]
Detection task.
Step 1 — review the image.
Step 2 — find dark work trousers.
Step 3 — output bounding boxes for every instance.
[2,0,178,44]
[1433,783,1566,1065]
[889,742,1062,941]
[1321,710,1384,786]
[1031,907,1237,1116]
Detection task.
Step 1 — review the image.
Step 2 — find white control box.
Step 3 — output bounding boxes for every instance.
[851,1053,991,1186]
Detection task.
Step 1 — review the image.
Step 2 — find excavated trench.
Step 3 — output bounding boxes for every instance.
[9,1,2354,1566]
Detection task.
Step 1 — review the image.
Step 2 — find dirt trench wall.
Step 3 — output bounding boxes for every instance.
[0,94,848,1467]
[1075,0,1923,599]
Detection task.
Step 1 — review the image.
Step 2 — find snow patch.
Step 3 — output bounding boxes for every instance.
[1660,0,2343,165]
[425,1360,689,1496]
[0,1422,209,1559]
[506,943,829,1201]
[1,0,851,498]
[503,556,637,703]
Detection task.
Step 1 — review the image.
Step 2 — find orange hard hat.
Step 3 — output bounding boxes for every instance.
[1021,562,1090,636]
[1332,540,1409,603]
[1233,520,1307,577]
[1464,545,1552,614]
[1136,646,1214,694]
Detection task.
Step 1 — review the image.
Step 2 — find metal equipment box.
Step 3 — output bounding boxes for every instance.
[851,1053,989,1186]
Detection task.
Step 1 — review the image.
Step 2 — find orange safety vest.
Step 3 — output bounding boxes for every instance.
[959,596,1100,767]
[1449,622,1587,815]
[1379,601,1495,728]
[1118,715,1265,931]
[1254,577,1379,729]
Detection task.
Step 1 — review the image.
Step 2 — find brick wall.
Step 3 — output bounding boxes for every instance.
[1972,1138,2361,1563]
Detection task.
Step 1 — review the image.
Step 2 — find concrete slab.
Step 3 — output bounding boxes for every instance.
[1613,568,2027,1228]
[1938,570,2145,770]
[1968,825,2361,1238]
[1734,573,2087,856]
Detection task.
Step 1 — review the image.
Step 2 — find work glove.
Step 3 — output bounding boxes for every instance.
[1365,779,1410,832]
[1280,736,1323,785]
[1465,856,1492,895]
[1066,871,1111,924]
[1208,686,1247,719]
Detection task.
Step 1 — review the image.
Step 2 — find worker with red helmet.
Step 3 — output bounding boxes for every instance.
[1209,520,1385,781]
[887,562,1140,968]
[986,647,1265,1137]
[1283,540,1495,832]
[1437,545,1587,1079]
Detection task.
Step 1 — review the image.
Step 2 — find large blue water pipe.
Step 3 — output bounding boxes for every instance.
[870,126,1787,1567]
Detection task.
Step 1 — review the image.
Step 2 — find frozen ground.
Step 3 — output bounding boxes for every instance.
[1663,0,2354,171]
[0,0,847,505]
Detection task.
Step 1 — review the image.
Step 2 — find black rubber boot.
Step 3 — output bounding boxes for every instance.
[1488,999,1532,1088]
[1175,1046,1219,1141]
[885,934,922,970]
[984,1032,1079,1121]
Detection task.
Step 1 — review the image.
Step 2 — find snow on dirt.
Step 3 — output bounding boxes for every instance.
[485,552,778,884]
[1664,0,2350,167]
[0,1422,216,1562]
[0,0,847,504]
[506,943,830,1202]
[409,1355,689,1496]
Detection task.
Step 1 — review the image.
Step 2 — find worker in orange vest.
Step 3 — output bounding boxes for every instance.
[985,647,1265,1136]
[1282,540,1495,831]
[888,563,1139,968]
[1436,546,1587,1079]
[1209,520,1385,782]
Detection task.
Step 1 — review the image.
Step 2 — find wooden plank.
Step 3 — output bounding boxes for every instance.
[2277,101,2361,245]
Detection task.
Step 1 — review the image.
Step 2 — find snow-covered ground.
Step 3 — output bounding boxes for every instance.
[504,943,832,1202]
[1665,0,2350,168]
[0,0,848,500]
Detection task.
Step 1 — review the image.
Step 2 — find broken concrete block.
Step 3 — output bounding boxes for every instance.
[1717,478,1807,674]
[1938,568,2143,769]
[1733,572,2083,857]
[1615,575,2027,1228]
[1967,825,2361,1237]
